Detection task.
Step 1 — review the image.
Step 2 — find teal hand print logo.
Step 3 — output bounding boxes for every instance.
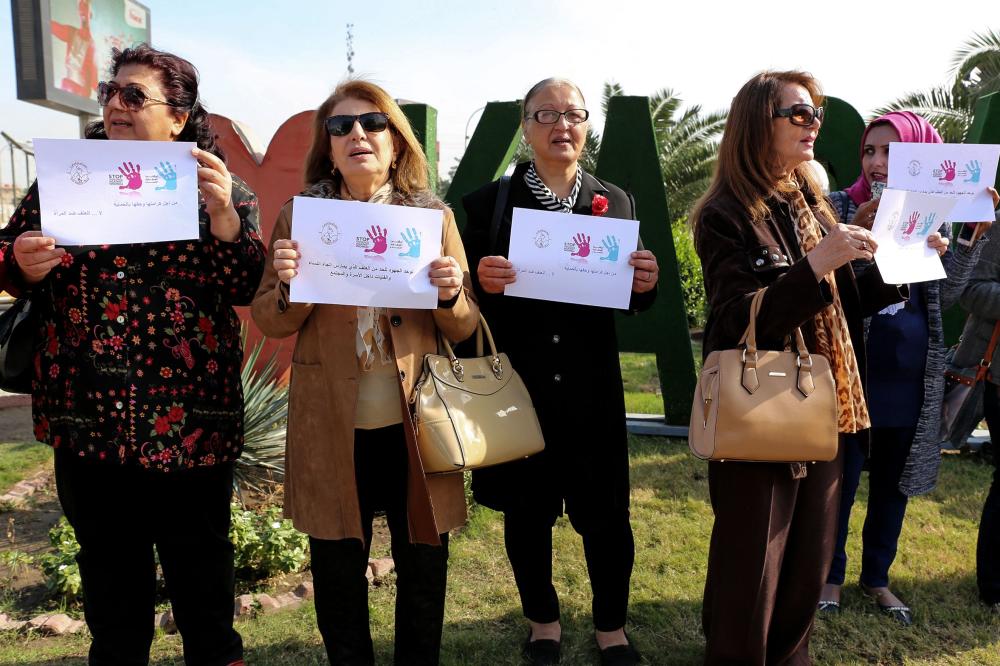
[964,160,982,184]
[600,235,620,261]
[918,212,937,235]
[399,227,421,258]
[155,161,177,191]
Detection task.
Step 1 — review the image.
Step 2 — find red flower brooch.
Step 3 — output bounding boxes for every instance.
[591,194,609,217]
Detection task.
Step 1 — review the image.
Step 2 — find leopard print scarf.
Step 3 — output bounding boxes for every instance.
[784,188,870,434]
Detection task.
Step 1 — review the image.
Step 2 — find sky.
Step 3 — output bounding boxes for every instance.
[1,0,997,187]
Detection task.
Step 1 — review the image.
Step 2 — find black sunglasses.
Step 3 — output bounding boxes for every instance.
[773,103,824,127]
[97,81,176,111]
[325,112,391,137]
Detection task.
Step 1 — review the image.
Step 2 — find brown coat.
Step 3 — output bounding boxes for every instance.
[251,199,479,544]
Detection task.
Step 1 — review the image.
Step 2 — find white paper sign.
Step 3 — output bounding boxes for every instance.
[871,189,958,284]
[504,207,639,309]
[289,196,443,309]
[33,138,200,245]
[887,141,1000,222]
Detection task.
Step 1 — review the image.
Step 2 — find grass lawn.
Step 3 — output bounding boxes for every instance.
[622,348,700,416]
[0,441,50,492]
[2,437,998,665]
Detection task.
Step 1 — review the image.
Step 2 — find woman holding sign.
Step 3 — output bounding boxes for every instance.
[691,71,905,664]
[820,112,994,624]
[461,77,657,666]
[1,45,264,665]
[251,79,478,665]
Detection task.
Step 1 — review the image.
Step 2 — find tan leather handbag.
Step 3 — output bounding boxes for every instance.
[410,315,545,473]
[689,288,838,462]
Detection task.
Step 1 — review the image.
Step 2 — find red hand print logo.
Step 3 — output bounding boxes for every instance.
[118,161,143,190]
[939,160,957,183]
[902,211,920,237]
[571,232,591,257]
[365,225,388,254]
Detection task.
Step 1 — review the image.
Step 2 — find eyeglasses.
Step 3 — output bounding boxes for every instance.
[325,112,391,137]
[773,103,824,127]
[525,109,590,125]
[97,81,175,111]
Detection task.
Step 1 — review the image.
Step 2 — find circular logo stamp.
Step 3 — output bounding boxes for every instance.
[319,222,341,245]
[67,162,90,185]
[908,160,922,177]
[533,229,551,249]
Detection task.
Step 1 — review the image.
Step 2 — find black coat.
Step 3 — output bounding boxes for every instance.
[461,162,655,525]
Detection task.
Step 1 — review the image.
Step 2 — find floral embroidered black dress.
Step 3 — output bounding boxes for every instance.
[0,176,265,471]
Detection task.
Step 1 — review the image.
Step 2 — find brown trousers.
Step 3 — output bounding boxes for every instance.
[702,443,844,666]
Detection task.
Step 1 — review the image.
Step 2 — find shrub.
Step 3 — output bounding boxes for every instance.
[38,517,82,600]
[229,503,309,580]
[671,218,707,329]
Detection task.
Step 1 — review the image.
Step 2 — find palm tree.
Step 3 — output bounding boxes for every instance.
[876,29,1000,142]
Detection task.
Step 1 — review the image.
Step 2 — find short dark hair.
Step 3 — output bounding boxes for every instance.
[86,43,224,160]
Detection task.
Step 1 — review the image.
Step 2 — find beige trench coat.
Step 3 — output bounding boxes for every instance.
[251,200,479,543]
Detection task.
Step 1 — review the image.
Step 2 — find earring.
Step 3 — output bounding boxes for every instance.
[331,164,338,176]
[391,158,397,170]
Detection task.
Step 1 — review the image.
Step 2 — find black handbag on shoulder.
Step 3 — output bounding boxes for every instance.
[0,297,37,394]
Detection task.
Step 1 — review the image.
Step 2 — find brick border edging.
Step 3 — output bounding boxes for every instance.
[0,558,396,637]
[0,469,51,509]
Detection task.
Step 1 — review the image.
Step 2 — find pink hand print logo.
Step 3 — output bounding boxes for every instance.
[570,233,591,258]
[365,225,388,254]
[938,160,957,183]
[896,210,921,242]
[118,161,143,190]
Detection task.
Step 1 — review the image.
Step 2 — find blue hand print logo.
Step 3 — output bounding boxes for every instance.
[399,227,421,258]
[918,212,938,236]
[155,162,177,191]
[600,235,620,262]
[964,160,982,184]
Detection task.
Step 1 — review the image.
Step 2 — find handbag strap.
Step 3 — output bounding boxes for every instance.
[739,287,817,397]
[976,319,1000,382]
[489,175,512,254]
[439,314,504,382]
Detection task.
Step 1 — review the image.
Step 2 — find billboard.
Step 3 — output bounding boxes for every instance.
[11,0,151,116]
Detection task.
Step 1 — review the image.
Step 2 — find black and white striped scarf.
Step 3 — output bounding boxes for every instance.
[524,161,583,213]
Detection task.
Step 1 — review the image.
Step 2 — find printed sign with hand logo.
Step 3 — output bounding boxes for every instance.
[569,232,591,258]
[600,235,620,262]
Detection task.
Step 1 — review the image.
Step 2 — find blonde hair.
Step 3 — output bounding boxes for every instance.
[303,79,430,196]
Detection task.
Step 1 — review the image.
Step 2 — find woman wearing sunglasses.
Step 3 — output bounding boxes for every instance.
[819,112,995,624]
[691,71,905,664]
[461,78,658,666]
[251,79,477,665]
[0,45,264,665]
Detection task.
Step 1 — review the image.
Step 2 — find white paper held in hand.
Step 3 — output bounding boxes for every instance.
[33,138,200,245]
[870,188,957,284]
[504,207,639,309]
[289,196,444,309]
[887,142,1000,223]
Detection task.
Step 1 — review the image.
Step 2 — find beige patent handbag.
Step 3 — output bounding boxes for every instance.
[689,288,838,463]
[410,315,545,473]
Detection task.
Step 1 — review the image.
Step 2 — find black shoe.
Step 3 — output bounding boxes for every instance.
[522,630,561,665]
[860,584,913,627]
[598,632,641,666]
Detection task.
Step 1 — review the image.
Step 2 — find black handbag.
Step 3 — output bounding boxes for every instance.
[0,297,37,394]
[940,320,1000,448]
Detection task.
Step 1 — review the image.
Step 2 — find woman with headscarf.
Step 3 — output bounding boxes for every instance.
[818,111,995,624]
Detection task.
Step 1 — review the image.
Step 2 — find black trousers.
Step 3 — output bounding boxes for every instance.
[54,450,243,666]
[309,425,449,666]
[503,507,634,632]
[979,383,1000,604]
